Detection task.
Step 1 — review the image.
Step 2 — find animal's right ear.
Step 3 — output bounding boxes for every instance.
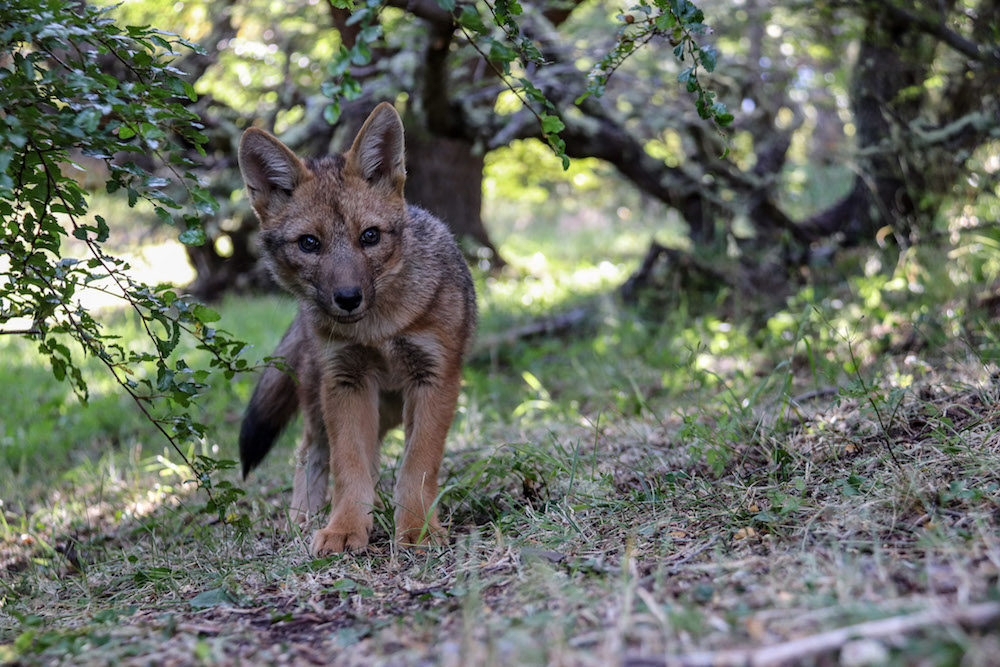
[238,128,310,218]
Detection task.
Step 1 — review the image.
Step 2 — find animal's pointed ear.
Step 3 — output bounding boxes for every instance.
[346,102,406,195]
[239,128,310,218]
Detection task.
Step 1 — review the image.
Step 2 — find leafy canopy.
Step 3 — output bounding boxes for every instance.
[322,0,732,166]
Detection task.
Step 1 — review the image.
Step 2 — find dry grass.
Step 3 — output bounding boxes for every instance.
[3,344,1000,665]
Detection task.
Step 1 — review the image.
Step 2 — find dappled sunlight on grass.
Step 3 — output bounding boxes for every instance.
[480,255,629,319]
[0,292,297,482]
[0,437,208,571]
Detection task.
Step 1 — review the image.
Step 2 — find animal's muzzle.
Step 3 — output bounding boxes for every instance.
[334,287,363,312]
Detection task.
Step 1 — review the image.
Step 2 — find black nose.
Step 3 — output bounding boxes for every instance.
[334,288,363,312]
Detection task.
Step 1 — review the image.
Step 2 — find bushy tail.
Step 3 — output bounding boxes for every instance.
[240,362,299,479]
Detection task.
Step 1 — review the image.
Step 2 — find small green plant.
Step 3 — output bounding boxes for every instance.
[834,326,907,468]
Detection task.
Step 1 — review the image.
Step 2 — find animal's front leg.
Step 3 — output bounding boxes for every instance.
[394,372,461,546]
[312,376,379,555]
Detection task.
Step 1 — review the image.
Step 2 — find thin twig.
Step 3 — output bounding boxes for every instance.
[455,25,547,129]
[29,265,210,503]
[34,143,169,368]
[649,601,1000,667]
[789,386,840,404]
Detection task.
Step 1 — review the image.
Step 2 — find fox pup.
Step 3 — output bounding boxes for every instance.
[237,103,477,555]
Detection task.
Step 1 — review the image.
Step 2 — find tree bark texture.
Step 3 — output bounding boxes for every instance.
[403,131,504,266]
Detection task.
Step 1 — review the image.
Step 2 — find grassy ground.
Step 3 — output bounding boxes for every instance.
[3,210,1000,665]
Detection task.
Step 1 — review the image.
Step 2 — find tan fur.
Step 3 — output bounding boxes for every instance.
[238,103,477,555]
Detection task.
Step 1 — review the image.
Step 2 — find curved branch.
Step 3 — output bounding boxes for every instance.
[868,1,1000,66]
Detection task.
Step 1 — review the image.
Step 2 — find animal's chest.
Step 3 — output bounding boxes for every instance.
[324,334,442,392]
[376,344,416,392]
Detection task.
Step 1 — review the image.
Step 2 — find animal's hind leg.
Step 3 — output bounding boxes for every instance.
[371,391,404,510]
[290,417,330,525]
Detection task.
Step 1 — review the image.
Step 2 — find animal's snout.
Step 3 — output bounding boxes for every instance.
[334,288,363,312]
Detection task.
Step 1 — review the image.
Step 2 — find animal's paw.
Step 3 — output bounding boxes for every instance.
[394,511,445,548]
[312,515,371,555]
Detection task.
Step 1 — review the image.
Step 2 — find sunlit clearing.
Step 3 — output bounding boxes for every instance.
[73,241,196,314]
[527,251,548,274]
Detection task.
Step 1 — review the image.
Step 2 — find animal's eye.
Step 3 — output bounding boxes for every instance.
[360,227,380,247]
[298,235,321,253]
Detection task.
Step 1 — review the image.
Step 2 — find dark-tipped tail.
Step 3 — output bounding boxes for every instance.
[240,364,299,479]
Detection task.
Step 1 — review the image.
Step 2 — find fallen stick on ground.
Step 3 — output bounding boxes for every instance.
[626,601,1000,667]
[474,306,592,352]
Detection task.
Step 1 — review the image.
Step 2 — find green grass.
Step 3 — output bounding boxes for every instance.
[4,220,1000,664]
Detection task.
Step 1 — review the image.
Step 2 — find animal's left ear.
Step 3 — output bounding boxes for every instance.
[346,102,406,195]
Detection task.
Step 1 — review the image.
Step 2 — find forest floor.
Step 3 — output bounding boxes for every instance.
[3,226,1000,665]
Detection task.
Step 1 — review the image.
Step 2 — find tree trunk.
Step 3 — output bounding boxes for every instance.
[184,213,274,300]
[403,131,504,268]
[797,4,943,245]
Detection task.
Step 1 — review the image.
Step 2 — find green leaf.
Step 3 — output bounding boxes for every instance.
[350,42,372,66]
[541,114,565,134]
[193,304,221,323]
[156,367,175,391]
[324,102,342,124]
[342,77,363,101]
[359,24,381,43]
[77,108,101,133]
[189,587,237,609]
[712,104,734,126]
[699,45,717,72]
[95,215,110,242]
[489,39,517,64]
[154,207,173,224]
[327,48,352,77]
[133,567,175,584]
[495,0,522,18]
[190,188,218,215]
[458,7,490,35]
[655,12,677,30]
[520,39,543,64]
[178,227,206,246]
[331,578,358,592]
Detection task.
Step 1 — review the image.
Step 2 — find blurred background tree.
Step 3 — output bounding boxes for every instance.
[40,0,1000,305]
